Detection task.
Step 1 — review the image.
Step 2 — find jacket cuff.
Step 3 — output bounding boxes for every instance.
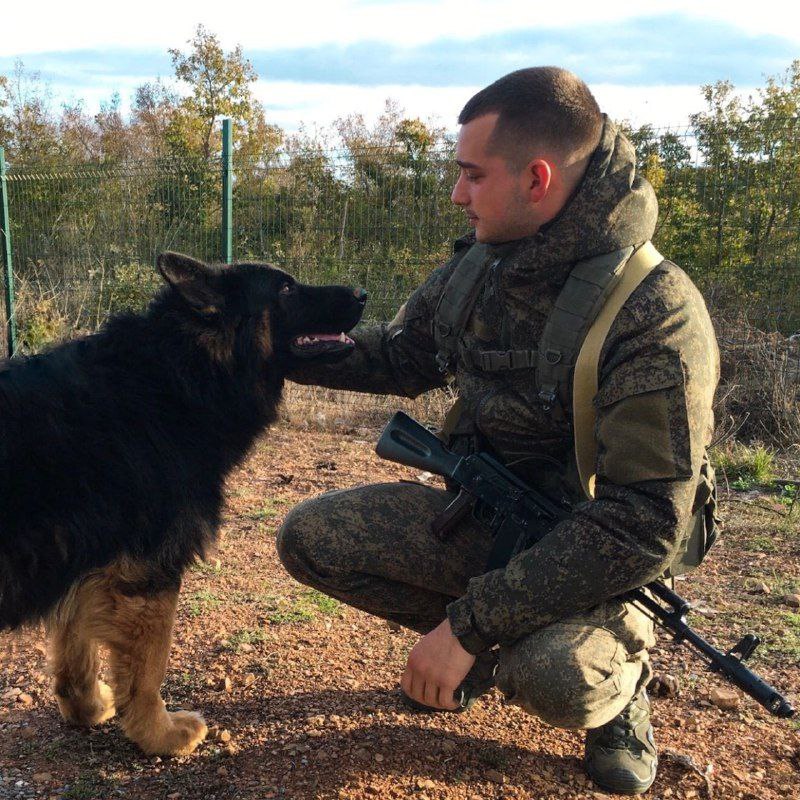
[446,596,494,655]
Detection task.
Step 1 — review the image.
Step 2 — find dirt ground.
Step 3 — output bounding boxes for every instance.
[1,420,798,800]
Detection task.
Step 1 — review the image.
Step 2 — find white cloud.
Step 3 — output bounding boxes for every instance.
[4,0,800,55]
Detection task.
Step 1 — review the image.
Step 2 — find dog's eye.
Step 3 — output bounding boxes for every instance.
[279,283,292,295]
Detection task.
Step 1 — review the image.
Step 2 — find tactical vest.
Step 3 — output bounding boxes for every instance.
[433,242,717,577]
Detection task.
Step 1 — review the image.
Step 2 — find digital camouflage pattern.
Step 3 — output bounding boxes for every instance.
[285,116,719,666]
[277,481,654,729]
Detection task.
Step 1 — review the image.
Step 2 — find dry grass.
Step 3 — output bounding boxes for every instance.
[279,382,458,433]
[714,314,800,448]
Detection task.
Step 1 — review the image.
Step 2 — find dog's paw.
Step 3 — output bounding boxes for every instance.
[140,710,208,756]
[56,680,117,727]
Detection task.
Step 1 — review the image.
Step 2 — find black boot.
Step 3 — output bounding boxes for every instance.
[584,689,657,794]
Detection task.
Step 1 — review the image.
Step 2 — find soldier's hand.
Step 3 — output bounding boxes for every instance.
[401,618,476,710]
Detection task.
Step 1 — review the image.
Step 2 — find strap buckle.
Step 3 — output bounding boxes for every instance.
[538,386,557,411]
[435,352,452,374]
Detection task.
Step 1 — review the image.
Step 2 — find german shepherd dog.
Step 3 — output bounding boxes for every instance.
[0,252,366,755]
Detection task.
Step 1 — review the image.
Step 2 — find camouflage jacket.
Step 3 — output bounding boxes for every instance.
[290,118,720,653]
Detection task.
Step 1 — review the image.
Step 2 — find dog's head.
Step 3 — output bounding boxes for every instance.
[156,252,366,368]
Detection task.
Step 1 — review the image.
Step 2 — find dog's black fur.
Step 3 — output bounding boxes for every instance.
[0,252,366,628]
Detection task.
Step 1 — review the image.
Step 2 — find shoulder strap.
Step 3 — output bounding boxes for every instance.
[434,243,495,373]
[573,241,664,499]
[536,246,634,410]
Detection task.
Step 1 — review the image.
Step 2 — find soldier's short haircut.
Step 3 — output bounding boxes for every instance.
[459,67,603,170]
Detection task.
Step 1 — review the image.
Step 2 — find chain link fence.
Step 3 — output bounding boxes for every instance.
[1,127,798,442]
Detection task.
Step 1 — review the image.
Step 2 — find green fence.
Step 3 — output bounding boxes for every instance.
[1,122,799,352]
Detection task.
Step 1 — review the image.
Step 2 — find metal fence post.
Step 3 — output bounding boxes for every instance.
[221,118,233,263]
[0,146,16,358]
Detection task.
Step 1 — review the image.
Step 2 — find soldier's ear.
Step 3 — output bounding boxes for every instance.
[157,252,224,315]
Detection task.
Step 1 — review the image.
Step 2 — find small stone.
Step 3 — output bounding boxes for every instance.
[416,779,436,790]
[649,672,681,697]
[708,687,740,711]
[783,594,800,608]
[374,753,384,763]
[224,743,236,757]
[17,693,33,706]
[218,729,232,743]
[243,673,257,687]
[224,676,233,693]
[167,793,181,800]
[216,766,228,777]
[239,643,255,654]
[486,769,506,784]
[32,774,53,783]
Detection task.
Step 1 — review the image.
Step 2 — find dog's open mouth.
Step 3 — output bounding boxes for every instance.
[289,332,355,359]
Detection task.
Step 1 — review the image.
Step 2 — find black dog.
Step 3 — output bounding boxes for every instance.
[0,252,365,755]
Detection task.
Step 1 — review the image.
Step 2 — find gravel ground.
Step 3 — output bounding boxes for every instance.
[1,421,798,800]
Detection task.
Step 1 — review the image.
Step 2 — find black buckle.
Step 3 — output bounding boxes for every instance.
[538,387,557,410]
[544,349,562,365]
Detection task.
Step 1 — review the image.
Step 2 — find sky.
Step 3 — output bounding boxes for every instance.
[1,0,798,136]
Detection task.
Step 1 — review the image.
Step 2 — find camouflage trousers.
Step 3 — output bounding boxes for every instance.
[276,481,655,730]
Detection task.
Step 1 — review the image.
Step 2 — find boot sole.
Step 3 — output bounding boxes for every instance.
[586,762,657,795]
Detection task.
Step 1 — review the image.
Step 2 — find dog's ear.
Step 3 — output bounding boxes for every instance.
[157,252,223,315]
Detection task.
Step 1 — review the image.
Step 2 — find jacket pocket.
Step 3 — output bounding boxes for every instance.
[594,352,693,485]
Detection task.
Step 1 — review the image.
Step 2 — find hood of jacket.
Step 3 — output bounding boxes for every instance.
[487,115,659,289]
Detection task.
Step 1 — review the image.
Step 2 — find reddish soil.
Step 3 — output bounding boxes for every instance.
[1,422,798,800]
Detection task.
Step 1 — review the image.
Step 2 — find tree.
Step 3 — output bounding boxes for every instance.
[0,62,61,165]
[168,25,281,161]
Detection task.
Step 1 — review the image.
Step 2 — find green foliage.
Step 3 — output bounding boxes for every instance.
[16,295,69,351]
[712,442,776,488]
[227,627,270,648]
[263,589,341,624]
[742,534,778,553]
[168,25,281,162]
[107,261,162,314]
[185,589,222,618]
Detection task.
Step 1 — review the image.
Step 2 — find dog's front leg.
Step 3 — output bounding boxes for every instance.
[103,587,208,756]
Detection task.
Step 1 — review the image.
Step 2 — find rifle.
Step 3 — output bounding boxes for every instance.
[376,410,795,719]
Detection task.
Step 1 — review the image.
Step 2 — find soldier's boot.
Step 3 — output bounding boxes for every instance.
[400,649,498,713]
[584,689,657,795]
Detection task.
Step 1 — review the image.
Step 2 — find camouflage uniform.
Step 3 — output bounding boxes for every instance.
[278,117,719,730]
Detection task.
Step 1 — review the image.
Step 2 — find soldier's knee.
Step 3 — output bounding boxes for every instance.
[275,498,322,579]
[496,626,639,730]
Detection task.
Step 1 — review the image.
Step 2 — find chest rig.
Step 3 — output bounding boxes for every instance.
[431,240,717,577]
[433,242,635,415]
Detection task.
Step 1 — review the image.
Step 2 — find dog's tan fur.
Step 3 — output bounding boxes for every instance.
[47,559,207,755]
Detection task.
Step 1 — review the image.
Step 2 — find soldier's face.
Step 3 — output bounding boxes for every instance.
[451,113,537,244]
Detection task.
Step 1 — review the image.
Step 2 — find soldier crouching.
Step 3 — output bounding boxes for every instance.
[277,66,719,796]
